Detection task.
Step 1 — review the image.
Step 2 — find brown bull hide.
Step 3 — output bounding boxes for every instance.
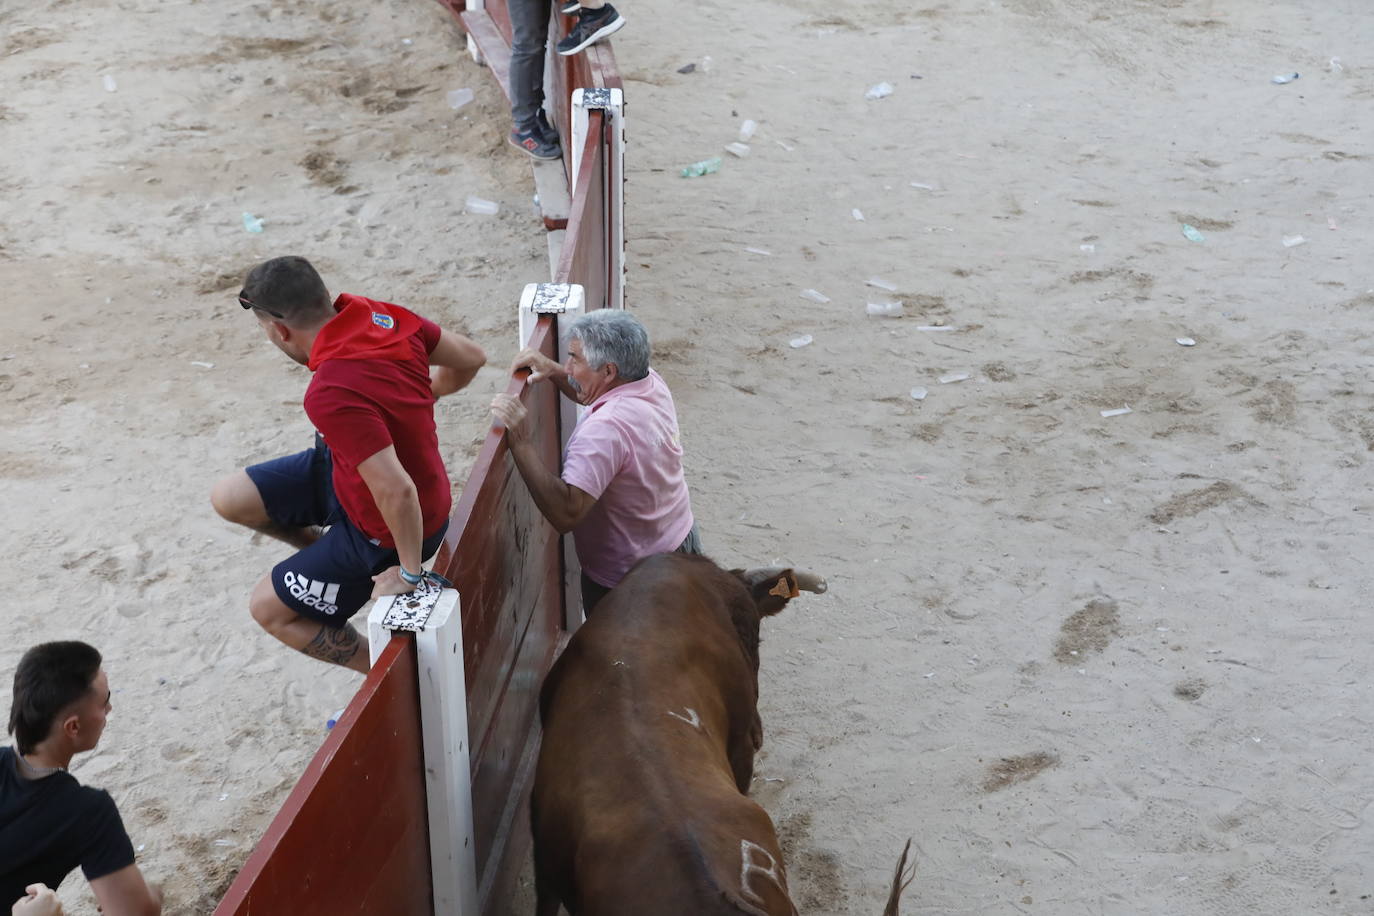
[531,553,804,915]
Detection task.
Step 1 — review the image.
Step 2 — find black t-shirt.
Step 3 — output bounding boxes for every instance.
[0,747,135,904]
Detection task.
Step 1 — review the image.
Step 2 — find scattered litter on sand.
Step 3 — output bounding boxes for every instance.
[789,335,813,349]
[465,196,499,215]
[1101,406,1133,418]
[799,288,831,303]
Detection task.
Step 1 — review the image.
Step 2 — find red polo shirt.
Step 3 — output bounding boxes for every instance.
[303,293,451,547]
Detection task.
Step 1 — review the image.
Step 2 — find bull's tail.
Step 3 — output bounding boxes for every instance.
[880,839,916,916]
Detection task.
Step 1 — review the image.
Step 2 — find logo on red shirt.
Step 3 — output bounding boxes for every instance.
[371,312,395,330]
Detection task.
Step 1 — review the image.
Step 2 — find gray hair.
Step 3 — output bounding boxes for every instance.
[568,310,651,382]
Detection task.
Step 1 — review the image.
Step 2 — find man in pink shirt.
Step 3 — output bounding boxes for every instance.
[490,310,699,614]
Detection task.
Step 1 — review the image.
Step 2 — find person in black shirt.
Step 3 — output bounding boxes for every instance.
[2,642,161,915]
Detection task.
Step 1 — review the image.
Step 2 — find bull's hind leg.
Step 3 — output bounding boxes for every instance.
[534,870,562,916]
[532,834,565,916]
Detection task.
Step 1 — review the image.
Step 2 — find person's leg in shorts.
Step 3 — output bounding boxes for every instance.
[249,515,450,673]
[211,439,334,550]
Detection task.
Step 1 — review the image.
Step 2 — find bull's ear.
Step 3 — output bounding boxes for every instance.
[732,567,800,616]
[758,570,801,616]
[734,566,827,616]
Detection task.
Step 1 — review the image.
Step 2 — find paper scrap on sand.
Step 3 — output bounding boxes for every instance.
[1100,406,1132,418]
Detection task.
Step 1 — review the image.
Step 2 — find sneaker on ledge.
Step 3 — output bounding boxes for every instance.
[556,4,625,56]
[534,109,560,147]
[508,123,562,160]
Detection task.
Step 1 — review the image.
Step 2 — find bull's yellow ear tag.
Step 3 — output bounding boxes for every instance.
[769,577,799,599]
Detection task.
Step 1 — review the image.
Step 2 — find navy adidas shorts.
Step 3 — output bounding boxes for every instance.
[246,439,448,626]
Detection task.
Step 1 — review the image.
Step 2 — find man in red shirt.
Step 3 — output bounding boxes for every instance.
[211,257,486,673]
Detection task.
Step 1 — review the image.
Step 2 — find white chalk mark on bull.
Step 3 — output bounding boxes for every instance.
[739,839,790,910]
[666,707,701,729]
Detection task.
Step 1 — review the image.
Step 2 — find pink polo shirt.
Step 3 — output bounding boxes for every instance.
[562,369,695,587]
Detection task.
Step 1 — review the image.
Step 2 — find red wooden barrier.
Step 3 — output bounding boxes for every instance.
[214,637,431,915]
[431,318,564,908]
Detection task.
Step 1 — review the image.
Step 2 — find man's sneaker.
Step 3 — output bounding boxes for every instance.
[560,1,580,13]
[509,123,561,160]
[534,110,561,148]
[556,4,625,56]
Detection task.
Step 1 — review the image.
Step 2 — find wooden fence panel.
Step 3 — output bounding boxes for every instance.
[214,638,431,915]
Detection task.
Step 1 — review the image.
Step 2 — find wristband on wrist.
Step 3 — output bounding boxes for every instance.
[399,566,424,586]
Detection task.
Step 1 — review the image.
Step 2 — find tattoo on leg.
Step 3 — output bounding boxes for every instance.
[302,624,362,666]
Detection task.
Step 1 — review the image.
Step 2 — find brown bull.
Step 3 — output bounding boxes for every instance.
[531,553,914,915]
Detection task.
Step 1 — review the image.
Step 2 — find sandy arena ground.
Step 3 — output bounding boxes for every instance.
[3,0,1373,913]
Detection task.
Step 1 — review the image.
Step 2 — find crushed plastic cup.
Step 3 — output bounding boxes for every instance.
[865,82,894,100]
[465,195,500,215]
[1181,224,1205,243]
[1282,235,1306,248]
[910,387,928,401]
[447,88,474,110]
[799,289,831,304]
[866,277,898,291]
[680,157,722,178]
[1100,406,1133,418]
[1271,72,1299,84]
[1176,337,1196,347]
[738,119,758,142]
[102,74,118,93]
[866,301,903,317]
[789,335,813,349]
[724,142,751,158]
[1080,243,1096,253]
[939,372,970,384]
[852,208,865,221]
[241,212,264,233]
[910,181,936,191]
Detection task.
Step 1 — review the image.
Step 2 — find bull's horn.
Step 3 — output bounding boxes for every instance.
[738,567,828,595]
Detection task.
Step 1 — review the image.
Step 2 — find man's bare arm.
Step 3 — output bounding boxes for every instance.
[430,329,487,399]
[490,394,597,533]
[89,865,161,916]
[356,446,425,591]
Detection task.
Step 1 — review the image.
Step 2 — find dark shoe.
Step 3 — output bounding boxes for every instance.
[534,110,561,147]
[509,123,561,160]
[560,1,580,12]
[556,4,625,56]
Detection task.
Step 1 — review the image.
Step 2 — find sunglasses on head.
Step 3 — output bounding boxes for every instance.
[237,290,284,319]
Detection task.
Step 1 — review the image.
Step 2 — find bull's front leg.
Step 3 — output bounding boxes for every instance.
[726,708,763,793]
